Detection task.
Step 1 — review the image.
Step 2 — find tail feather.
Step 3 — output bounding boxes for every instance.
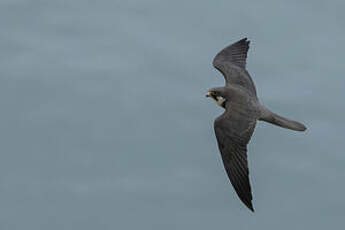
[259,107,307,132]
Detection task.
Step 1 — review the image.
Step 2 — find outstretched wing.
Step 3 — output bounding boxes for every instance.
[213,38,257,97]
[214,109,257,212]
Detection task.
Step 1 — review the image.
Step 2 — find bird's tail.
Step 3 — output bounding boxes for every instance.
[259,106,307,132]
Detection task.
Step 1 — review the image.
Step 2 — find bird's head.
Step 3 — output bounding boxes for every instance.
[206,87,227,108]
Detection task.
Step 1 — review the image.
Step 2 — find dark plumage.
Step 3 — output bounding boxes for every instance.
[207,38,307,212]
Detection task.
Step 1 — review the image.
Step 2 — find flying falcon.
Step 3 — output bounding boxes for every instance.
[206,38,306,212]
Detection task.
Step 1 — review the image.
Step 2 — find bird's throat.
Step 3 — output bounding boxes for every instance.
[212,96,226,108]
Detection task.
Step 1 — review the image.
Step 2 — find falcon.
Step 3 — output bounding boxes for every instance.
[206,38,306,212]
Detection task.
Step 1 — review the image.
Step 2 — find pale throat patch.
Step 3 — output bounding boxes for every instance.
[212,96,226,107]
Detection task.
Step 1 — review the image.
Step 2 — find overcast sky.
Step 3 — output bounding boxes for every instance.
[1,0,344,229]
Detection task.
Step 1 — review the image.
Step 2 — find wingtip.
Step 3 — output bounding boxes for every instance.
[240,37,250,43]
[246,202,255,212]
[241,197,254,212]
[239,37,250,49]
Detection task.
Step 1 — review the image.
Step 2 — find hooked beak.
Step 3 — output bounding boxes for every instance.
[206,91,211,97]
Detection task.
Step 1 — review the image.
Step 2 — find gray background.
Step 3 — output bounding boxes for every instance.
[1,0,344,229]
